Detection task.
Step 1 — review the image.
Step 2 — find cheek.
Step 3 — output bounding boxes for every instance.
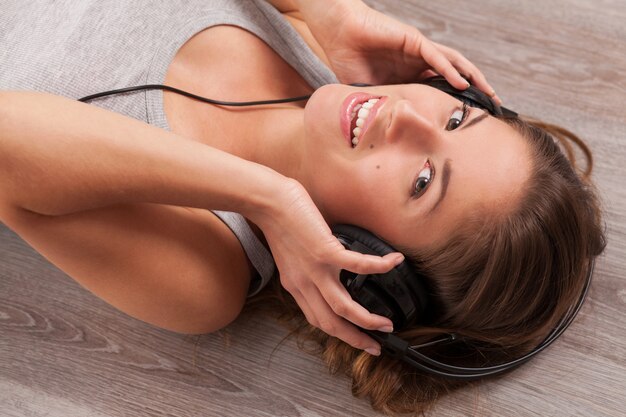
[326,155,406,226]
[352,159,398,200]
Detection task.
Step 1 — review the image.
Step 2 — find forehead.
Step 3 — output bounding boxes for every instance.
[443,116,529,222]
[395,115,531,251]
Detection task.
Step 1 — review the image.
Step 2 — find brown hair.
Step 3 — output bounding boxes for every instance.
[244,116,606,416]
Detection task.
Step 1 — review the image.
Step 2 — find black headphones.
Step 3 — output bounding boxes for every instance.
[332,223,594,380]
[79,76,591,380]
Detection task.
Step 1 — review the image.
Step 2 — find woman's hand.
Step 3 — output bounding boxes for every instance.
[250,179,402,355]
[295,0,501,104]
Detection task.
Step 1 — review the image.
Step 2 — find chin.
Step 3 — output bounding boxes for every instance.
[309,85,366,162]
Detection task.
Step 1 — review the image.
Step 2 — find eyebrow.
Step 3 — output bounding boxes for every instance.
[425,112,485,215]
[429,159,451,215]
[460,112,489,131]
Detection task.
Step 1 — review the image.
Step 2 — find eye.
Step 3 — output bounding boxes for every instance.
[412,161,433,198]
[445,103,469,131]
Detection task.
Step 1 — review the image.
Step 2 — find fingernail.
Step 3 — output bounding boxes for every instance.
[393,253,405,264]
[489,89,496,97]
[365,347,381,356]
[377,325,394,333]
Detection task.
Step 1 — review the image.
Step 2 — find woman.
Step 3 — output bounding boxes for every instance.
[0,0,606,414]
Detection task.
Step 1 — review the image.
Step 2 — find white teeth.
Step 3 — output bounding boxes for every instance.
[350,98,380,147]
[350,103,362,120]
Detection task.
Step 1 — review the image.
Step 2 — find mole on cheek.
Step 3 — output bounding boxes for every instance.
[369,144,374,149]
[376,165,380,169]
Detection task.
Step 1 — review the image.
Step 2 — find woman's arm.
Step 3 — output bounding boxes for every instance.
[0,90,400,354]
[276,0,499,100]
[0,91,286,217]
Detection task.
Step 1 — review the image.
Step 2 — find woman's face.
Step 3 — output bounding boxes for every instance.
[299,83,531,251]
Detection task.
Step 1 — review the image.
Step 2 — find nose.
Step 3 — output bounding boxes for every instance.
[385,99,440,149]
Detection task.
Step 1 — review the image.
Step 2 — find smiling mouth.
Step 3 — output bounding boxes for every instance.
[342,93,388,148]
[350,98,380,147]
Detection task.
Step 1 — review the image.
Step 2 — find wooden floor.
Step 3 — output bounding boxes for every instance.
[1,1,625,416]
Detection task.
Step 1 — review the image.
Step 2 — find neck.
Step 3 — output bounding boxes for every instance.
[235,103,307,184]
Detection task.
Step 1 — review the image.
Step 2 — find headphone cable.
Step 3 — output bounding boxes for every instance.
[78,83,313,106]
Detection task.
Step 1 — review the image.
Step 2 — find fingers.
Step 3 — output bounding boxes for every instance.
[294,281,389,355]
[431,42,502,105]
[320,278,393,332]
[419,39,470,91]
[419,37,503,105]
[280,249,401,355]
[335,249,405,275]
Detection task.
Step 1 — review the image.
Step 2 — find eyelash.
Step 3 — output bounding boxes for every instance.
[445,103,470,131]
[411,104,468,198]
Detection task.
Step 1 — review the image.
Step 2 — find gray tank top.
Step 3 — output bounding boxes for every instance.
[0,0,339,297]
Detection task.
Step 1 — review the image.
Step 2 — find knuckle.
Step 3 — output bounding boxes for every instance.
[318,318,337,336]
[311,242,332,264]
[451,49,464,59]
[338,330,368,350]
[442,66,457,77]
[330,299,348,316]
[311,249,327,265]
[302,311,318,328]
[352,257,368,271]
[279,277,295,293]
[407,32,424,51]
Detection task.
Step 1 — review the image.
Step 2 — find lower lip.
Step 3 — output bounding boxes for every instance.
[341,92,382,147]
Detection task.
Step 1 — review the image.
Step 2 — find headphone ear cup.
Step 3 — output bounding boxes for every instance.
[333,224,429,329]
[353,279,398,322]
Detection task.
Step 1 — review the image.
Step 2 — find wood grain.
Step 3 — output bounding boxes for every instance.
[2,0,625,416]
